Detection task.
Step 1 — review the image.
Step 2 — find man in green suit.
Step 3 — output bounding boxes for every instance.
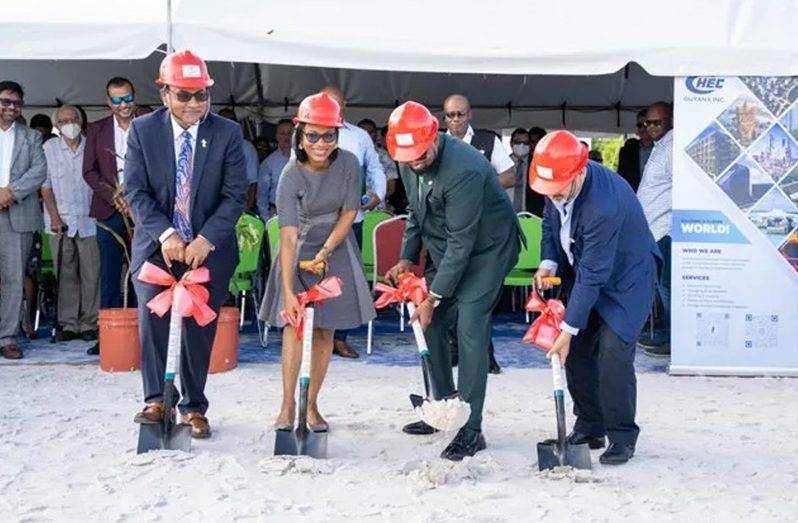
[384,101,521,460]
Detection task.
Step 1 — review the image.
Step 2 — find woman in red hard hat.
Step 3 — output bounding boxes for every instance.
[530,130,660,465]
[259,92,376,432]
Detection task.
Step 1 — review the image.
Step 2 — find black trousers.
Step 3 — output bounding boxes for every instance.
[566,311,640,447]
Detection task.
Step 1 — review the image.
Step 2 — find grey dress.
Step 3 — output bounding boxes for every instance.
[258,150,376,330]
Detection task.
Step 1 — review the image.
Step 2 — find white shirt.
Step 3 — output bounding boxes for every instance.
[158,117,200,244]
[539,186,584,336]
[637,129,673,241]
[449,125,515,176]
[113,117,131,185]
[42,136,95,237]
[0,123,16,187]
[337,121,387,223]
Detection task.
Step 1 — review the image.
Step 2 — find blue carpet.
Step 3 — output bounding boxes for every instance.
[1,310,668,373]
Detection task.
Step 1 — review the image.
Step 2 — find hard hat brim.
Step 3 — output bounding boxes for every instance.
[388,142,430,163]
[155,78,215,89]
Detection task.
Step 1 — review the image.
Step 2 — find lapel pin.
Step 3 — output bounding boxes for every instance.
[201,139,207,148]
[428,180,433,185]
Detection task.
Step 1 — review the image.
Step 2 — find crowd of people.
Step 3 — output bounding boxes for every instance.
[0,49,674,464]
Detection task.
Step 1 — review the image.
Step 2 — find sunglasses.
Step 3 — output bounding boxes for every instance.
[636,122,646,129]
[304,131,337,144]
[0,98,23,108]
[109,94,135,105]
[170,89,209,103]
[644,119,664,127]
[444,110,468,119]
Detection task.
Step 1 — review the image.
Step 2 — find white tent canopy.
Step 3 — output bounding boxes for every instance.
[2,0,796,131]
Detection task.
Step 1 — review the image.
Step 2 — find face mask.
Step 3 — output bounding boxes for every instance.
[512,143,530,157]
[60,123,81,140]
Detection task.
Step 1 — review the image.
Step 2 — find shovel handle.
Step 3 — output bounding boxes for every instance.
[165,299,183,380]
[405,302,430,357]
[550,353,564,397]
[299,307,314,382]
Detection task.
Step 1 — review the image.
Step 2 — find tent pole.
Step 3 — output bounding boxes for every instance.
[254,63,266,128]
[166,0,174,52]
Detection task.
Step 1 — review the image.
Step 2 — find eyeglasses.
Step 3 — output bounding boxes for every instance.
[0,98,23,108]
[170,90,209,103]
[444,110,468,119]
[636,122,646,129]
[304,131,337,144]
[644,119,665,127]
[109,94,135,105]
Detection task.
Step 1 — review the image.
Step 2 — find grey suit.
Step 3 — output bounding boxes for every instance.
[0,124,46,346]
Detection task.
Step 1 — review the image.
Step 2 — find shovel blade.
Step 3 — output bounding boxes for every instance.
[274,426,328,459]
[274,427,299,456]
[137,422,192,454]
[298,429,328,459]
[536,439,591,471]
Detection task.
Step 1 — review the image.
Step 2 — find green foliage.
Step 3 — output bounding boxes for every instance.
[591,137,624,172]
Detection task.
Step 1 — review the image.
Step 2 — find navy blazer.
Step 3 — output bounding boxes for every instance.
[541,161,661,343]
[124,109,248,275]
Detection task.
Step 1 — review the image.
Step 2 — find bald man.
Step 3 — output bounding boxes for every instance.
[320,86,387,359]
[442,94,514,374]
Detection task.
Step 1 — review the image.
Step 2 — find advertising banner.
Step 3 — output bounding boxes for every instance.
[672,76,798,376]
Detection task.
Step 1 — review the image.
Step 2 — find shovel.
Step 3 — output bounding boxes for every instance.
[137,296,192,454]
[274,262,328,459]
[406,302,470,431]
[536,353,591,471]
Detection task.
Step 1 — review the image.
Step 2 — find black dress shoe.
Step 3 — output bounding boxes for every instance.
[80,330,98,342]
[488,359,502,375]
[567,431,606,449]
[599,443,635,465]
[441,426,487,461]
[86,343,100,355]
[56,330,78,342]
[402,420,438,435]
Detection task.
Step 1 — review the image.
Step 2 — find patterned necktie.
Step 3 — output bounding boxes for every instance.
[173,130,193,241]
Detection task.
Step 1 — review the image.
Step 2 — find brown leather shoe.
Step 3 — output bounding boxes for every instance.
[0,344,24,360]
[182,412,211,439]
[134,402,164,424]
[333,339,359,359]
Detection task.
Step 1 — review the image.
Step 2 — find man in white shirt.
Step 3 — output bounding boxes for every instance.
[358,118,399,211]
[321,86,387,359]
[443,93,514,374]
[636,102,674,356]
[257,118,292,220]
[42,105,100,342]
[83,77,138,343]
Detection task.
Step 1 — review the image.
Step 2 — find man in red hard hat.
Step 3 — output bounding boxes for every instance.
[125,50,248,439]
[531,130,660,465]
[384,101,522,461]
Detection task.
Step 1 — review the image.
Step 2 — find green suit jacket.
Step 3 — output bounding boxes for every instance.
[400,133,522,302]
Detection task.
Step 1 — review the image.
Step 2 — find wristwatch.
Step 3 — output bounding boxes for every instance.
[426,294,441,308]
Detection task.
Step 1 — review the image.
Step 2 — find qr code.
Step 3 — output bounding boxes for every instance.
[744,314,779,349]
[695,312,730,347]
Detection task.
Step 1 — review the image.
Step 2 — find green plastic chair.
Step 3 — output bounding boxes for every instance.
[229,213,266,339]
[361,210,393,282]
[504,213,542,321]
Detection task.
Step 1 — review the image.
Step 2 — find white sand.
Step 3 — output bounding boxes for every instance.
[1,364,797,522]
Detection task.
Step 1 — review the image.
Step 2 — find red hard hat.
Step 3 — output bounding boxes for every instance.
[293,93,344,128]
[529,130,588,195]
[385,101,440,162]
[156,50,214,90]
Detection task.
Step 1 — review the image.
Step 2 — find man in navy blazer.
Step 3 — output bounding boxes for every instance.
[531,131,659,465]
[124,50,247,438]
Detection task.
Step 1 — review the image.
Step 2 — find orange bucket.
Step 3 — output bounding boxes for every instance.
[98,308,141,372]
[210,306,239,374]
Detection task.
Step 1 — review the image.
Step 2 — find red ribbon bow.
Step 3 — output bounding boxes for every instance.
[374,273,428,309]
[137,262,217,327]
[523,287,566,351]
[281,276,344,341]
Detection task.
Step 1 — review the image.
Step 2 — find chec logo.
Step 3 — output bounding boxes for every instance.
[685,77,726,95]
